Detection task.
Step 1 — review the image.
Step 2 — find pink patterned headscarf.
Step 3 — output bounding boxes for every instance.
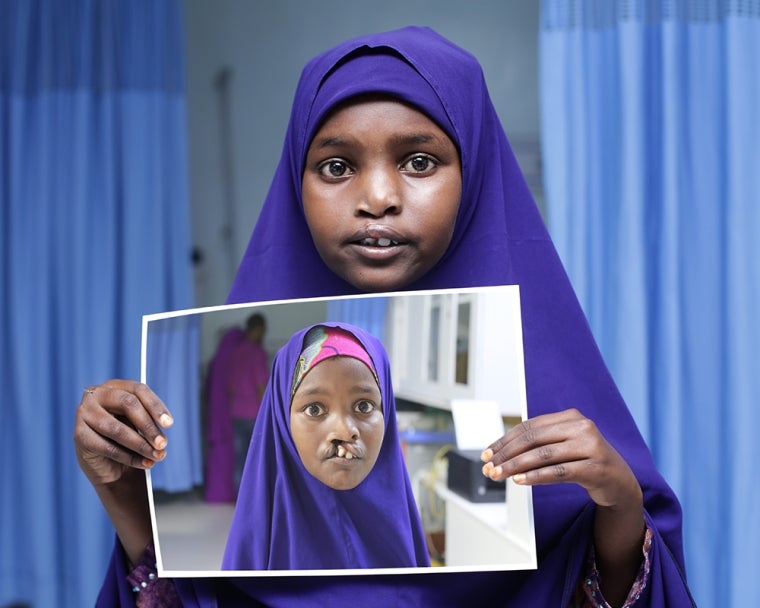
[291,325,378,397]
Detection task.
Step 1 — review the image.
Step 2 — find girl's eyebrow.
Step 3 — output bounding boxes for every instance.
[389,132,439,146]
[311,136,350,150]
[391,133,440,144]
[294,386,329,397]
[294,384,379,399]
[351,384,381,395]
[297,384,378,396]
[310,132,441,151]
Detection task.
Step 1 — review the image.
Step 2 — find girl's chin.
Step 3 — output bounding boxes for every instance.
[338,266,422,293]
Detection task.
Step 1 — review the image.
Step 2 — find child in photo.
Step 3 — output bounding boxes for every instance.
[222,323,429,571]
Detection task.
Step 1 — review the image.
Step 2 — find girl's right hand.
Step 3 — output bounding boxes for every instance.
[73,379,173,487]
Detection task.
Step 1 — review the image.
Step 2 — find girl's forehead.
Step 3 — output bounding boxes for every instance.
[312,97,451,140]
[303,51,458,152]
[321,93,427,122]
[297,356,378,384]
[289,357,382,408]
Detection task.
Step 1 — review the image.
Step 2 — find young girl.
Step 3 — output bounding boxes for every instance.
[75,26,694,607]
[222,323,429,571]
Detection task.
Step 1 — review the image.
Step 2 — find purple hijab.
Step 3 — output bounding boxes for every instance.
[99,26,693,606]
[222,323,429,571]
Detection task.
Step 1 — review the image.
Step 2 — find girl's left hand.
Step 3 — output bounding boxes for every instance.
[481,408,640,509]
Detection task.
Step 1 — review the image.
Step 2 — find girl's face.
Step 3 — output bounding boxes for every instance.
[302,97,462,292]
[290,356,384,490]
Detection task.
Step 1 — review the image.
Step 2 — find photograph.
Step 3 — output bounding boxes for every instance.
[142,286,536,576]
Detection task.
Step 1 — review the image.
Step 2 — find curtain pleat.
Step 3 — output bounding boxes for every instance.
[145,314,203,493]
[0,1,193,605]
[540,2,760,606]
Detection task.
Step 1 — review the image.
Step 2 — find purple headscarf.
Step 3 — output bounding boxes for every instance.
[99,26,692,607]
[221,323,429,571]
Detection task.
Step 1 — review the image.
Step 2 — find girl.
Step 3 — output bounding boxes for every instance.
[75,26,694,607]
[222,323,429,571]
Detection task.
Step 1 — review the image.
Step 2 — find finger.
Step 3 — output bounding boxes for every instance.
[481,412,573,462]
[484,417,581,467]
[483,427,600,482]
[483,441,568,481]
[508,451,641,510]
[516,408,585,428]
[481,416,544,460]
[78,422,165,471]
[481,432,510,463]
[89,383,172,451]
[509,459,587,486]
[97,379,174,428]
[79,397,169,460]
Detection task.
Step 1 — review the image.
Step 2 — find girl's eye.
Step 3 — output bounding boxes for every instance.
[401,154,437,174]
[304,403,326,417]
[354,400,378,414]
[317,159,353,179]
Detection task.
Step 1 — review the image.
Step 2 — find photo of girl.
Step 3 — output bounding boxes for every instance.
[222,322,429,571]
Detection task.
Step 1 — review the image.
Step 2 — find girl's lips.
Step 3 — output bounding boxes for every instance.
[345,225,410,262]
[347,224,408,247]
[357,237,399,247]
[327,443,362,460]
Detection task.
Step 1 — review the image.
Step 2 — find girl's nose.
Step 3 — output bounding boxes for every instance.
[328,413,359,442]
[356,168,401,217]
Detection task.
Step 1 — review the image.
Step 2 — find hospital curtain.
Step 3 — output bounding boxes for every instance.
[326,297,389,341]
[145,313,203,493]
[0,1,193,606]
[539,1,759,606]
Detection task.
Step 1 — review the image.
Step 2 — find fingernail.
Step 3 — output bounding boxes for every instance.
[159,413,174,427]
[154,436,167,450]
[490,465,503,479]
[153,450,166,461]
[480,448,493,462]
[142,458,154,469]
[513,473,526,484]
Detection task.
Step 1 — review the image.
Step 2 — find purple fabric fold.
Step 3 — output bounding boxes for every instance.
[97,26,694,607]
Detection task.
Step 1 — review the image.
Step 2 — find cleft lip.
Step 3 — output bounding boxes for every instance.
[326,441,363,460]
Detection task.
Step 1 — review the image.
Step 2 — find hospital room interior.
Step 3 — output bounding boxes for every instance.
[2,1,757,606]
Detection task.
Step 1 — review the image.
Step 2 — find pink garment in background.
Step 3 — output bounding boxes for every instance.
[227,339,269,420]
[203,327,245,503]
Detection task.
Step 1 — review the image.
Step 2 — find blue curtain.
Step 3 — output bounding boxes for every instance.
[0,1,193,606]
[540,1,759,606]
[326,297,388,340]
[145,314,203,493]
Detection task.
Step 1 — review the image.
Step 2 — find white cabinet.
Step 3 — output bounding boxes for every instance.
[387,286,536,571]
[434,479,536,569]
[386,286,526,418]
